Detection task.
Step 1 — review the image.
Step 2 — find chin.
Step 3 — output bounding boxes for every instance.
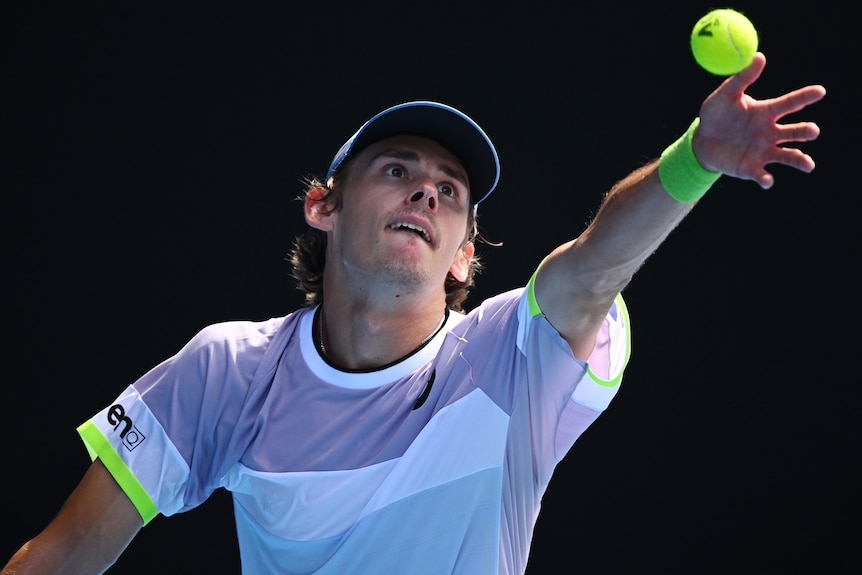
[375,257,433,289]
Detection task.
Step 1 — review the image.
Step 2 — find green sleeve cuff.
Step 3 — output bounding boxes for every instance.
[77,419,159,525]
[658,117,722,203]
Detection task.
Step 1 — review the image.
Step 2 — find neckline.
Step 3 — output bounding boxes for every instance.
[313,306,450,373]
[299,306,464,389]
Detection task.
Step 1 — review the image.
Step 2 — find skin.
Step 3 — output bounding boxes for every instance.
[2,459,141,574]
[2,52,825,574]
[536,53,825,359]
[305,134,475,369]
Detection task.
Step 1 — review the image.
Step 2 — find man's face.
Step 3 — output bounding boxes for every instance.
[319,135,475,294]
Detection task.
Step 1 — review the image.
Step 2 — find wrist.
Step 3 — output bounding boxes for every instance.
[658,118,721,203]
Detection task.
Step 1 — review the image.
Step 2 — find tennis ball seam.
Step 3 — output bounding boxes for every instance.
[725,20,743,63]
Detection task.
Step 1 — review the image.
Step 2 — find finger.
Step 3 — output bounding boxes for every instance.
[722,52,767,95]
[766,85,827,119]
[752,169,774,190]
[773,147,817,173]
[775,121,821,144]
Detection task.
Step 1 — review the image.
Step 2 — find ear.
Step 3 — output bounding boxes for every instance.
[448,242,475,283]
[304,187,335,231]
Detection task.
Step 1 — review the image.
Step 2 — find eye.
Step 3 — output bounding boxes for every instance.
[385,165,405,178]
[438,183,456,197]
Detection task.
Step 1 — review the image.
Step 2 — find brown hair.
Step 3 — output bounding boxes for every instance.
[288,166,488,313]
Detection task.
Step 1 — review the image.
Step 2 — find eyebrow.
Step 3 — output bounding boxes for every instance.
[372,149,469,188]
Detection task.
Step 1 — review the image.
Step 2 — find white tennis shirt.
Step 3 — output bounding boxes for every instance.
[79,277,630,574]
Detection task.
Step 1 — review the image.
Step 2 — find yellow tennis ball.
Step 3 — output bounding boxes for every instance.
[690,8,759,76]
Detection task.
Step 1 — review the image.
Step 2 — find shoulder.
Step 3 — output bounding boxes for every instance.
[462,287,526,323]
[182,314,294,360]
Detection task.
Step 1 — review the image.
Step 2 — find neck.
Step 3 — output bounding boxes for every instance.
[316,299,448,370]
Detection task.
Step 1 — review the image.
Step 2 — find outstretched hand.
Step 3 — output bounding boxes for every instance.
[692,52,826,189]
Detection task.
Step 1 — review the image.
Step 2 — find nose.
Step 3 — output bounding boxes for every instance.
[409,179,437,210]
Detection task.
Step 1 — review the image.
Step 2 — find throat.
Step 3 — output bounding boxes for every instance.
[314,307,449,370]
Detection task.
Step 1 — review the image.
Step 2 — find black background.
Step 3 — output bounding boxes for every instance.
[4,1,858,573]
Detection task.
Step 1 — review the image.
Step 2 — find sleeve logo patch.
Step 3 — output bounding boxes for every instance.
[107,404,147,451]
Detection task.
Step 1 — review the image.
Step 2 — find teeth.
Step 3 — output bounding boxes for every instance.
[390,223,431,242]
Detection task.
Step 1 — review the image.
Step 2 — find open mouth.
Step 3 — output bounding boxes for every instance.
[389,222,432,243]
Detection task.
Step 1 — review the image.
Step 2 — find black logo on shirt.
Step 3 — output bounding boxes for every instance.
[107,404,146,451]
[412,370,436,410]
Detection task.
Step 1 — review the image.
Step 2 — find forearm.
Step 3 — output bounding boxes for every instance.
[535,159,702,358]
[569,160,696,294]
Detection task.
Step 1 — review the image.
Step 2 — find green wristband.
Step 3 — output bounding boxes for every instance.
[658,117,721,203]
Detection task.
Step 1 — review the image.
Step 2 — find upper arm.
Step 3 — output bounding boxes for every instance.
[4,459,143,574]
[533,250,616,361]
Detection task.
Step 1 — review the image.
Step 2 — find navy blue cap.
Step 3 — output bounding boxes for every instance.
[326,101,500,206]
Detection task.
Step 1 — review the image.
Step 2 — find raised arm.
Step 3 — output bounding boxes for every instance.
[2,459,143,575]
[534,53,826,360]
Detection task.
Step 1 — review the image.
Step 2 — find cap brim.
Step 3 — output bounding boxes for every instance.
[327,101,500,206]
